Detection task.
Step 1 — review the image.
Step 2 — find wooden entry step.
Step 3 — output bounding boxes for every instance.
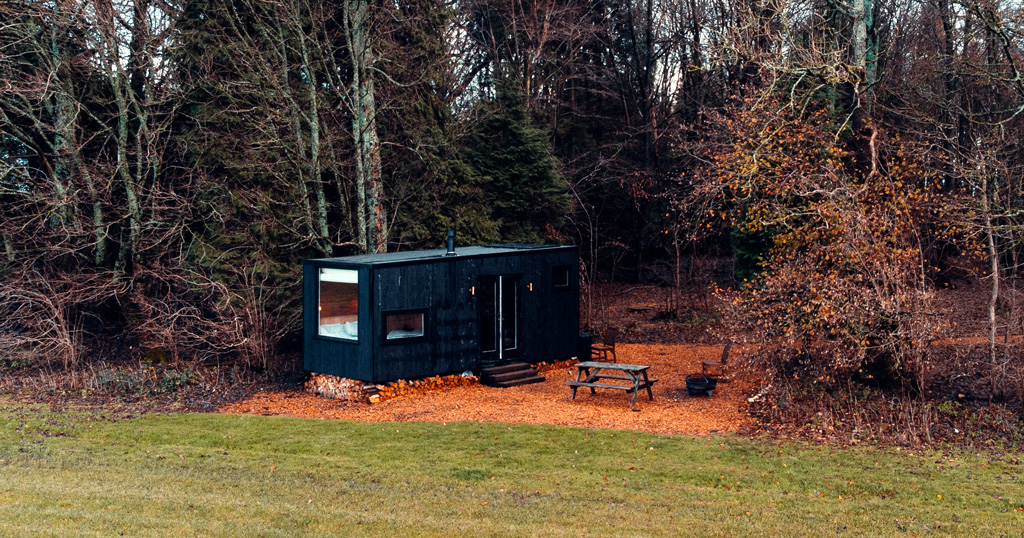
[480,362,546,388]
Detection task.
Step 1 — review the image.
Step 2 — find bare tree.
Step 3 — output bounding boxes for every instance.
[344,0,386,253]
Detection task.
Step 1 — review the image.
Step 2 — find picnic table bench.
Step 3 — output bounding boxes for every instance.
[566,361,657,408]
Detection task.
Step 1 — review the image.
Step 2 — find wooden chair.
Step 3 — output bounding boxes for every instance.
[702,343,731,379]
[590,328,619,363]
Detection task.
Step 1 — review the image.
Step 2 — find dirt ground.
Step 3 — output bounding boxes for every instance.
[219,343,756,435]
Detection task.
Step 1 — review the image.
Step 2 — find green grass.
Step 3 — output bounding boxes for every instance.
[1,401,1022,537]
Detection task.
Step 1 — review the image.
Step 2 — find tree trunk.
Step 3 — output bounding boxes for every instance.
[113,69,141,267]
[97,0,141,269]
[345,0,385,253]
[982,175,1000,399]
[49,10,80,231]
[673,223,682,314]
[2,234,14,263]
[72,150,106,265]
[294,17,332,256]
[270,22,321,254]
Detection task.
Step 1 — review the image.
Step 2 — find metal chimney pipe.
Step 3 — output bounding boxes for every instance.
[445,229,456,256]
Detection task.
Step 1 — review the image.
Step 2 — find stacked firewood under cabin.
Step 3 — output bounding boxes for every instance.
[306,372,478,403]
[306,359,578,403]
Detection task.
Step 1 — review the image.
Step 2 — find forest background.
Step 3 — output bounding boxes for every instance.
[2,0,1024,434]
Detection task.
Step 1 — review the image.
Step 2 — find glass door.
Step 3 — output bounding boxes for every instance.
[478,275,519,363]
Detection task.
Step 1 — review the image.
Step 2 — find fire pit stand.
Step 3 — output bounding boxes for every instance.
[685,374,718,397]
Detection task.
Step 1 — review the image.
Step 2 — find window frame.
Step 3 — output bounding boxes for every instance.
[381,308,428,344]
[317,267,361,342]
[552,265,572,290]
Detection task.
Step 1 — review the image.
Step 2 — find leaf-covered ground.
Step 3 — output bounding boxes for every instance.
[219,343,756,435]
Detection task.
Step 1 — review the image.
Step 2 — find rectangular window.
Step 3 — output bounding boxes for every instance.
[385,311,425,340]
[552,266,570,289]
[318,268,359,340]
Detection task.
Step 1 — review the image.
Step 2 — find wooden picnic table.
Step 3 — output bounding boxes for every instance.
[566,361,657,408]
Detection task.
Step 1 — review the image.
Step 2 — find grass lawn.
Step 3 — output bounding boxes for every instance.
[1,401,1021,537]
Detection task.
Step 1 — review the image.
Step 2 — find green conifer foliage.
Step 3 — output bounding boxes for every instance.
[377,0,497,249]
[464,79,569,244]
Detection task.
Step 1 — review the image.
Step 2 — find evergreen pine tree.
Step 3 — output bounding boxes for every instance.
[378,0,497,248]
[464,79,569,244]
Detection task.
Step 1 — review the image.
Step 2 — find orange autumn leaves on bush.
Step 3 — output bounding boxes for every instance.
[702,98,942,380]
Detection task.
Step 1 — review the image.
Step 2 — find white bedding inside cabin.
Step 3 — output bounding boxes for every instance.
[320,321,423,340]
[386,328,423,339]
[319,321,358,339]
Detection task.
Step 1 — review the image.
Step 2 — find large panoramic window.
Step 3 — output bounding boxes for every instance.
[385,311,425,340]
[318,268,359,340]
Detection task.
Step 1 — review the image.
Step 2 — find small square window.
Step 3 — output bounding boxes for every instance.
[385,312,425,340]
[552,266,570,288]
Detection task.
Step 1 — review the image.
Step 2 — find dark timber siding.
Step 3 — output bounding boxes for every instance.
[304,245,578,383]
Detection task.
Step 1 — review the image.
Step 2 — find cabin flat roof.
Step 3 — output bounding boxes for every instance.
[307,244,573,266]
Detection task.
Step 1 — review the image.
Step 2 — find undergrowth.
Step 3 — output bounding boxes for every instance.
[0,358,288,414]
[755,385,1022,448]
[746,371,1024,448]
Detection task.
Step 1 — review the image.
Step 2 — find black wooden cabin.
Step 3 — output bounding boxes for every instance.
[303,243,579,383]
